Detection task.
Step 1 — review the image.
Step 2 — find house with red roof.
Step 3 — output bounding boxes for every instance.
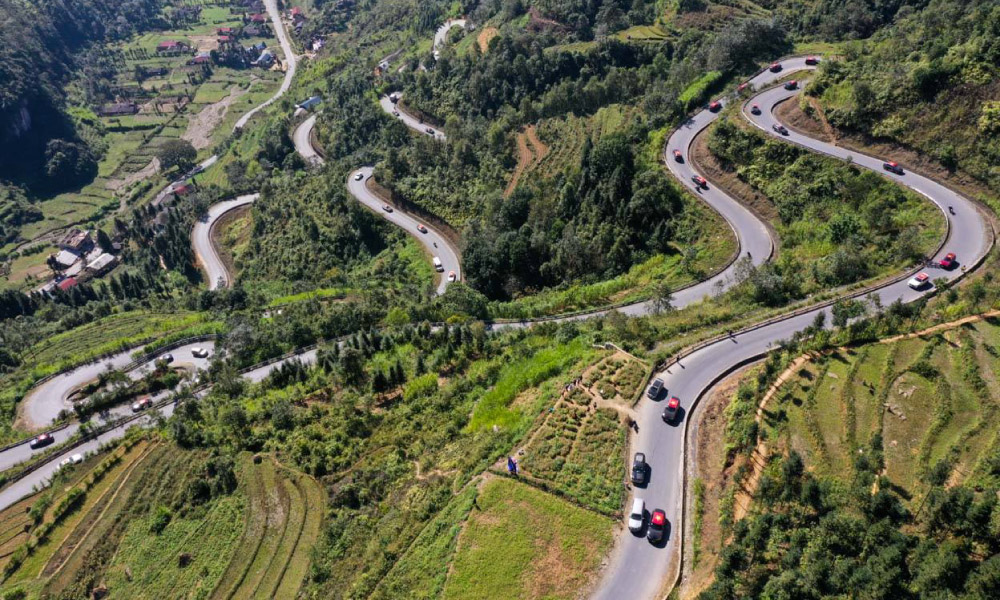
[156,40,190,55]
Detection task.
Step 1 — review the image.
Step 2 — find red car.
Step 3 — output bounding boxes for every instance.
[29,433,54,450]
[708,101,722,112]
[691,175,708,188]
[416,224,428,233]
[805,56,820,65]
[662,396,681,423]
[784,80,798,90]
[883,161,905,175]
[769,62,782,73]
[939,252,957,269]
[737,82,749,92]
[132,396,154,412]
[647,509,667,543]
[673,149,683,162]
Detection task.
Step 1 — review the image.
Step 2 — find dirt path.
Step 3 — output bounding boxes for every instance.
[505,125,550,197]
[477,26,499,52]
[183,84,251,150]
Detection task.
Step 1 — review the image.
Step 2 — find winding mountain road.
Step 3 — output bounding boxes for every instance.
[288,117,462,293]
[591,58,989,600]
[192,194,258,290]
[381,94,447,140]
[433,18,467,60]
[1,50,991,600]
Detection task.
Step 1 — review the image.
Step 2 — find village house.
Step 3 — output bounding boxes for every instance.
[56,277,79,292]
[156,40,191,55]
[253,49,275,67]
[243,24,269,37]
[188,52,212,65]
[296,96,322,111]
[97,102,139,117]
[86,253,118,276]
[53,249,80,269]
[138,65,169,78]
[249,13,267,24]
[58,229,94,254]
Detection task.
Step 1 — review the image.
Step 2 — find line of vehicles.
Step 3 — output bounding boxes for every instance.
[626,378,682,543]
[356,174,455,282]
[632,99,954,539]
[24,346,211,454]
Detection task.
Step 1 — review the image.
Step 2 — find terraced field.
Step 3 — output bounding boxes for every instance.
[0,441,323,599]
[531,104,636,181]
[767,316,1000,504]
[209,456,323,600]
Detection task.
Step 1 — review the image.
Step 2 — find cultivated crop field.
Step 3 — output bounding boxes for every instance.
[768,317,1000,504]
[0,439,323,600]
[515,352,636,514]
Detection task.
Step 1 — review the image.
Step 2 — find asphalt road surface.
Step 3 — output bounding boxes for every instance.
[291,116,462,295]
[347,168,462,295]
[380,94,446,140]
[192,195,259,290]
[234,0,297,130]
[433,18,467,59]
[591,57,989,600]
[2,57,990,596]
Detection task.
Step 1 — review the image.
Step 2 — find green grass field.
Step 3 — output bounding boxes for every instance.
[442,477,613,600]
[466,338,600,432]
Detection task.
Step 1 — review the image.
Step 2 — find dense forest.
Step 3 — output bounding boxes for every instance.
[806,0,1000,192]
[278,2,790,301]
[0,0,164,189]
[701,446,1000,599]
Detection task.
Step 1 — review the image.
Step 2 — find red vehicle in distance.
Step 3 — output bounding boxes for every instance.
[662,396,681,423]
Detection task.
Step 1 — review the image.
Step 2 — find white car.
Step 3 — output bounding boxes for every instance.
[416,224,428,233]
[382,204,394,213]
[354,173,364,181]
[70,453,83,464]
[192,347,209,358]
[447,271,457,282]
[628,497,645,533]
[908,272,930,290]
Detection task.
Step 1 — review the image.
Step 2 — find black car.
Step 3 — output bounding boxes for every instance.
[631,452,647,485]
[29,433,54,450]
[772,123,789,136]
[647,509,667,543]
[883,161,905,175]
[784,80,798,90]
[647,378,664,399]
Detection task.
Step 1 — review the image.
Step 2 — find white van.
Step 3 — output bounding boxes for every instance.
[628,497,645,533]
[432,257,444,272]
